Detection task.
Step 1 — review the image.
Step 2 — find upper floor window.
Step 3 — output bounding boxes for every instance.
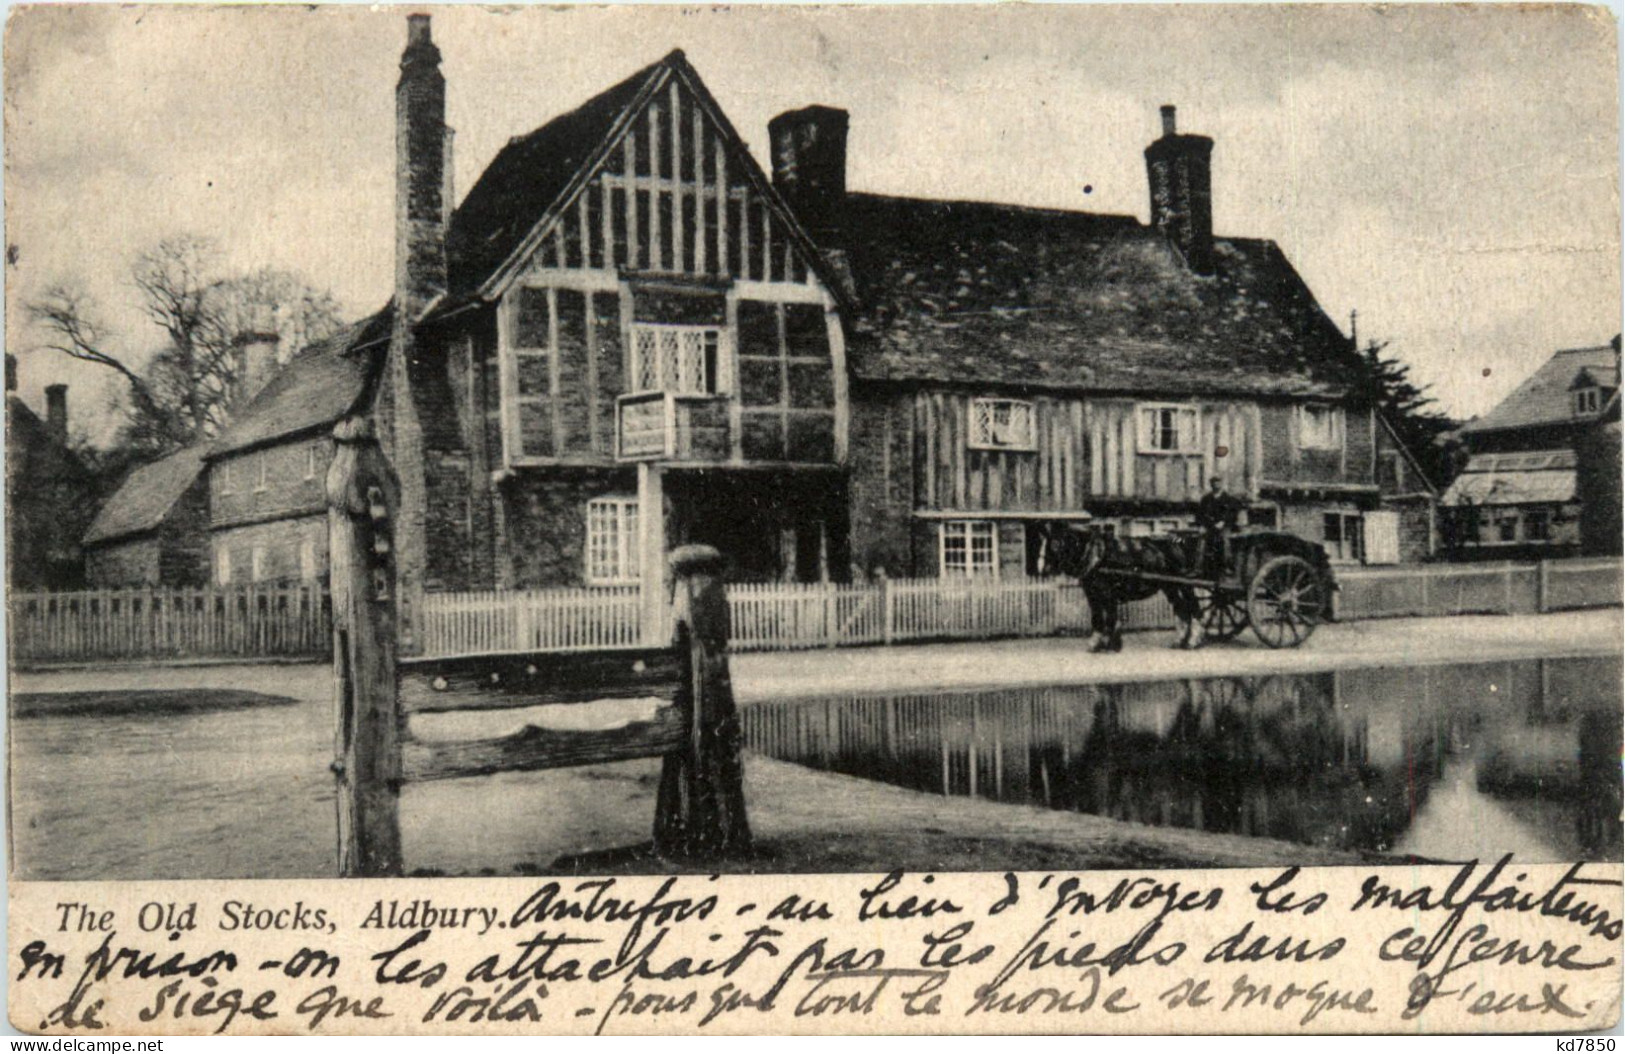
[1298,404,1345,450]
[969,398,1036,450]
[1137,404,1200,454]
[215,547,232,586]
[1573,387,1602,416]
[305,445,320,481]
[252,457,269,494]
[940,520,997,578]
[218,462,235,496]
[586,496,640,584]
[631,323,722,395]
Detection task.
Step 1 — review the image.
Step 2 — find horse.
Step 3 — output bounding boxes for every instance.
[1041,523,1207,652]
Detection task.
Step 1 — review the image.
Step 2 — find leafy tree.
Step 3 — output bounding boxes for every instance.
[26,235,344,459]
[1351,336,1461,488]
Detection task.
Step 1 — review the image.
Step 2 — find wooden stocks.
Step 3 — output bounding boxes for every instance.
[654,544,752,859]
[327,416,403,878]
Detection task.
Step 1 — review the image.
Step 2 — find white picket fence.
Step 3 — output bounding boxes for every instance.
[9,585,331,663]
[1332,557,1624,620]
[415,576,1175,657]
[415,585,642,658]
[17,557,1619,665]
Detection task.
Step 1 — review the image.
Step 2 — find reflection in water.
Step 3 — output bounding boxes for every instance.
[741,657,1623,862]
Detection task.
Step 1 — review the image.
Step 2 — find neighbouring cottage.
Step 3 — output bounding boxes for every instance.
[1443,338,1620,559]
[82,445,211,586]
[794,103,1435,576]
[202,313,390,585]
[1575,387,1621,557]
[6,358,98,590]
[243,16,1438,617]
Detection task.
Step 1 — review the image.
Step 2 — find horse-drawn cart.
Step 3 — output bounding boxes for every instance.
[1090,530,1337,649]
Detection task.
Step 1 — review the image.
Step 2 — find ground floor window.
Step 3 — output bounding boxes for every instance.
[1323,512,1364,563]
[586,496,639,584]
[215,547,231,586]
[941,520,997,578]
[1523,507,1552,542]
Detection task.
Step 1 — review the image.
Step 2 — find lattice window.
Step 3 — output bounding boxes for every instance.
[1138,404,1200,453]
[941,520,997,578]
[969,398,1036,450]
[630,323,721,395]
[586,496,640,584]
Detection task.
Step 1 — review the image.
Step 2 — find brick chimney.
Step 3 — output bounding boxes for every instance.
[233,325,282,404]
[5,354,15,393]
[45,384,67,444]
[768,106,849,246]
[396,13,447,315]
[1144,104,1215,276]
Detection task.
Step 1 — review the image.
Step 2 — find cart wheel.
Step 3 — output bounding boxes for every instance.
[1196,586,1249,642]
[1246,555,1327,648]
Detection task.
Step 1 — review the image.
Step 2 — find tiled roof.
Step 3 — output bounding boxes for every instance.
[1441,449,1577,506]
[445,54,669,297]
[207,306,392,458]
[82,444,208,545]
[838,193,1363,399]
[1460,344,1619,435]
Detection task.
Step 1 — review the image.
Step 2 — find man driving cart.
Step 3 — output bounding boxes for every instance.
[1196,476,1245,579]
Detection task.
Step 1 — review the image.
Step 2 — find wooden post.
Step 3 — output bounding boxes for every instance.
[637,462,667,646]
[654,544,752,859]
[881,571,895,644]
[327,416,403,878]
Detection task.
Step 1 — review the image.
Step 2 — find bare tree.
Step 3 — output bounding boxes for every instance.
[26,235,345,458]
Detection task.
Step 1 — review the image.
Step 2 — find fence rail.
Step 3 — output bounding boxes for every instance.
[9,585,331,663]
[11,557,1619,665]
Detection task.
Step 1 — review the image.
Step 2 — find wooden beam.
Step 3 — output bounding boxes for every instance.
[624,130,638,269]
[648,101,663,270]
[548,287,563,457]
[670,81,684,273]
[403,704,686,782]
[715,136,729,277]
[693,102,707,275]
[400,648,682,714]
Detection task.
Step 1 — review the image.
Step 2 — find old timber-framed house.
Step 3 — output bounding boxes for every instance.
[377,15,849,621]
[247,17,1434,627]
[798,104,1433,578]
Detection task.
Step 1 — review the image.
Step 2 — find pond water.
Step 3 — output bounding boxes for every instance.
[740,656,1624,862]
[10,655,1620,879]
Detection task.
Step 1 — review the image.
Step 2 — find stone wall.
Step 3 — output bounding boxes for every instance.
[212,438,329,529]
[846,391,915,579]
[84,537,161,586]
[499,469,637,588]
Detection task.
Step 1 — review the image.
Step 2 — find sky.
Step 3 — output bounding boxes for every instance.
[4,3,1620,444]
